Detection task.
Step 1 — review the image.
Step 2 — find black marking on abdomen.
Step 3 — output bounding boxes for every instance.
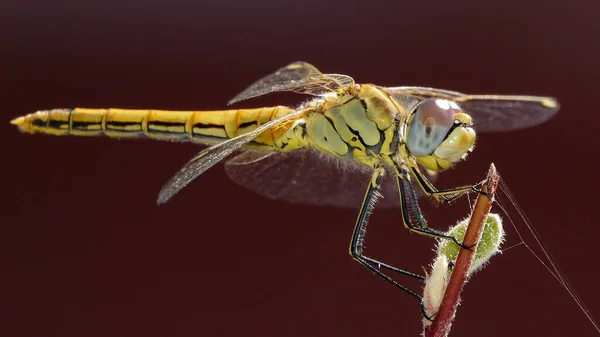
[192,122,227,138]
[147,121,186,134]
[106,121,142,131]
[238,121,257,129]
[192,122,225,129]
[72,121,99,130]
[48,119,68,129]
[32,119,47,128]
[149,121,185,127]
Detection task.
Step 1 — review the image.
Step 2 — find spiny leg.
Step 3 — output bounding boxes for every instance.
[409,166,484,203]
[397,166,480,320]
[349,166,425,303]
[397,167,472,249]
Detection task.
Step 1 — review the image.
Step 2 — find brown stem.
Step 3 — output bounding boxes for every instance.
[423,163,500,337]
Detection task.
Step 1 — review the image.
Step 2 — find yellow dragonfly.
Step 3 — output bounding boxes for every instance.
[11,61,559,307]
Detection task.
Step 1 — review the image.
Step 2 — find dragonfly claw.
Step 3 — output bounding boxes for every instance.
[421,301,436,322]
[453,236,475,251]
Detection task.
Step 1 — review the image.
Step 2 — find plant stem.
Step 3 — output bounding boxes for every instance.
[423,163,500,337]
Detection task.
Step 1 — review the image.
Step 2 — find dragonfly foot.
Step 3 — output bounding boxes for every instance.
[471,181,490,197]
[421,301,436,322]
[453,236,475,251]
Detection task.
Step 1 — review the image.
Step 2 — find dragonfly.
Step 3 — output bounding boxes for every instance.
[11,61,559,309]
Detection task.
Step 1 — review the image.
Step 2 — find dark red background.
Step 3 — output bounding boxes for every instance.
[2,0,599,336]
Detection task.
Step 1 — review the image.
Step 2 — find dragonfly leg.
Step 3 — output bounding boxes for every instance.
[397,168,473,250]
[349,166,425,303]
[409,166,484,203]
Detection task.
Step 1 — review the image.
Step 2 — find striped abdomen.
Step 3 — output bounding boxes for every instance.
[11,106,297,147]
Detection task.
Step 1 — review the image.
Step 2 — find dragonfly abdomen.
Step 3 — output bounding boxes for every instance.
[11,106,299,147]
[11,108,193,139]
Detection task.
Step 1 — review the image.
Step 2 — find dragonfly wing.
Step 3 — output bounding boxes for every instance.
[228,62,355,105]
[226,150,276,165]
[224,150,433,209]
[453,95,559,132]
[225,150,382,208]
[157,109,305,204]
[383,86,559,132]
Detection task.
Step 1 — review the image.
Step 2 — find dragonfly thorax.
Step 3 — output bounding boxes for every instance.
[284,85,404,169]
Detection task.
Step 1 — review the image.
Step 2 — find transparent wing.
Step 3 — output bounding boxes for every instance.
[455,95,559,132]
[157,109,305,204]
[224,150,435,209]
[226,150,276,165]
[228,62,355,105]
[383,86,560,132]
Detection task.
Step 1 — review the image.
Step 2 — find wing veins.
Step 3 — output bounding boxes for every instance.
[228,62,355,104]
[156,109,304,204]
[383,86,559,132]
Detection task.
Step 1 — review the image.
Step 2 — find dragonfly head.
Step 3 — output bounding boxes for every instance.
[404,98,476,171]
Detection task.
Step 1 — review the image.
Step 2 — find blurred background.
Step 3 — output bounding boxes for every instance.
[2,0,599,336]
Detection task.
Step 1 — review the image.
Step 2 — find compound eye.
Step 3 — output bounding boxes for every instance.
[406,98,458,156]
